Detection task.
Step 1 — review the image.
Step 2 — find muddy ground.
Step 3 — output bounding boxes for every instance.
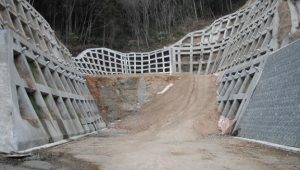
[51,130,300,170]
[1,75,299,170]
[2,131,299,170]
[0,149,99,170]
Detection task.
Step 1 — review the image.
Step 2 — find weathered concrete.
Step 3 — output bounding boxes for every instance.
[0,30,105,153]
[0,31,17,153]
[0,0,107,153]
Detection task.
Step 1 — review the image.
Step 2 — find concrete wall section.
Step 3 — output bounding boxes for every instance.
[217,56,266,125]
[75,0,282,76]
[237,40,300,148]
[0,0,72,64]
[74,48,172,75]
[0,30,106,153]
[173,0,278,74]
[0,30,16,153]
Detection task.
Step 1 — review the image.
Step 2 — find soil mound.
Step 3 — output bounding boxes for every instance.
[117,75,219,137]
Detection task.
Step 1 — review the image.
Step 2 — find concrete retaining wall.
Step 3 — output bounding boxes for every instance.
[0,0,106,153]
[0,30,105,153]
[75,0,281,75]
[217,56,266,128]
[74,48,171,75]
[236,40,300,148]
[0,0,300,151]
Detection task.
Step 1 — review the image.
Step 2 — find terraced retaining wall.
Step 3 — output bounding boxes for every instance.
[0,0,300,152]
[0,0,105,153]
[236,40,300,148]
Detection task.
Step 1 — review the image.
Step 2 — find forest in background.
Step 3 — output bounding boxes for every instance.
[26,0,247,55]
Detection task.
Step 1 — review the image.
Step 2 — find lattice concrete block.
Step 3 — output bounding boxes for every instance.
[74,48,172,75]
[0,0,72,64]
[0,30,105,153]
[217,54,267,129]
[74,0,284,76]
[173,0,279,75]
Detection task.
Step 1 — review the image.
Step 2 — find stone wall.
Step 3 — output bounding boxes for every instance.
[236,40,300,148]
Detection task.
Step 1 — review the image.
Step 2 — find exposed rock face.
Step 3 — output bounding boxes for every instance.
[86,75,179,122]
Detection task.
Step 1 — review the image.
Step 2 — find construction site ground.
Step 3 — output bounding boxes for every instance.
[1,75,300,170]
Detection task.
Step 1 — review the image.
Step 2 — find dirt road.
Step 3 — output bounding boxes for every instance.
[49,75,300,170]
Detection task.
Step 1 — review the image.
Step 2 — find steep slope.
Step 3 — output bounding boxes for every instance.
[117,75,219,137]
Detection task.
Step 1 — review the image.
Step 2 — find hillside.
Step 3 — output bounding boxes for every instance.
[28,0,247,54]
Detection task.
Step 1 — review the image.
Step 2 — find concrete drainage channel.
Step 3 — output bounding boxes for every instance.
[0,132,100,170]
[235,137,300,154]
